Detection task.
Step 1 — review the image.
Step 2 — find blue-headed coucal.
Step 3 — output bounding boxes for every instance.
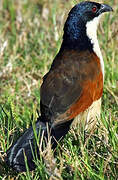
[5,1,113,172]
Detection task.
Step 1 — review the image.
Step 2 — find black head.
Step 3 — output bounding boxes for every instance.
[62,1,113,50]
[68,1,113,24]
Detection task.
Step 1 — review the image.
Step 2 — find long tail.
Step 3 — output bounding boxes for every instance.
[5,116,73,172]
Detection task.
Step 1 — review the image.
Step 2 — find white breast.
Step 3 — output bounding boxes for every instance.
[86,15,104,78]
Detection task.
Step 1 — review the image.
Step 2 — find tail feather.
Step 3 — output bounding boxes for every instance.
[5,117,73,172]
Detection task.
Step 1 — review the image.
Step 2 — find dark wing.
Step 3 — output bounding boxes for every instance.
[40,50,103,126]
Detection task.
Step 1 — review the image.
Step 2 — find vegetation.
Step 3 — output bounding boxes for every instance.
[0,0,118,179]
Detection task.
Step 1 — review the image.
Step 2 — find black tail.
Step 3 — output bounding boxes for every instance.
[5,117,73,172]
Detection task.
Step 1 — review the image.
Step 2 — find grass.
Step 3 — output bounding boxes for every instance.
[0,0,118,179]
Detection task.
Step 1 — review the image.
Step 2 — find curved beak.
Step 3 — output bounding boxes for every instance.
[99,4,113,14]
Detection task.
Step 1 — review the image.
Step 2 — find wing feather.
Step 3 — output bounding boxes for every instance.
[40,50,103,125]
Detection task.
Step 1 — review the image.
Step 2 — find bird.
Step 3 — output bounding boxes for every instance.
[5,1,113,172]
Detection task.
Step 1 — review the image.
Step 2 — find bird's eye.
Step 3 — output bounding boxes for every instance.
[92,6,97,13]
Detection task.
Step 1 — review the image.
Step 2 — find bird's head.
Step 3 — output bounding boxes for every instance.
[62,1,113,50]
[69,1,113,24]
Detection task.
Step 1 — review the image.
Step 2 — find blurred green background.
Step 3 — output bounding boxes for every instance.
[0,0,118,179]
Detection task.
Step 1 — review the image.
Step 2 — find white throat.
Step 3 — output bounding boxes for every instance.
[86,15,104,77]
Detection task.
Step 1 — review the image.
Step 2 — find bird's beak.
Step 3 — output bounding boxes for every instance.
[99,4,113,14]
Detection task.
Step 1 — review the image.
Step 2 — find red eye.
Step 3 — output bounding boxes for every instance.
[92,6,97,13]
